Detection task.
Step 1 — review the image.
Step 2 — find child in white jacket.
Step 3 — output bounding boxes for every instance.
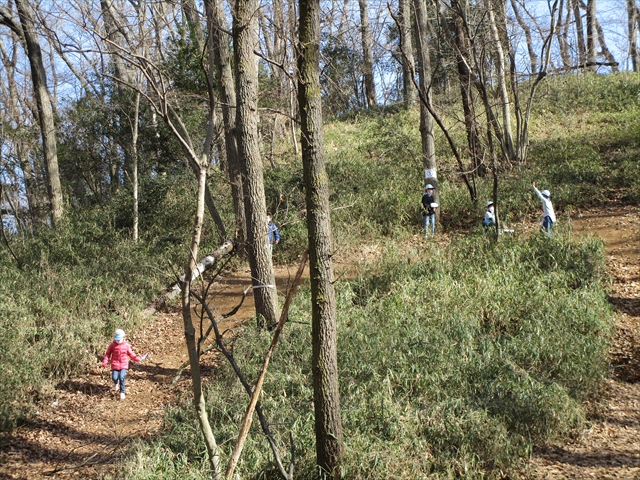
[532,182,556,233]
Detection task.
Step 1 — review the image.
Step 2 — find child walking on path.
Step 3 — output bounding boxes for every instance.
[102,329,145,400]
[532,182,556,233]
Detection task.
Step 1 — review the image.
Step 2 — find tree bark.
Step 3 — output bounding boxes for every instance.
[628,0,640,71]
[298,0,344,474]
[206,0,247,245]
[450,0,484,176]
[233,0,280,328]
[486,0,515,163]
[358,0,377,107]
[586,0,597,70]
[1,0,64,223]
[399,0,417,107]
[572,0,587,64]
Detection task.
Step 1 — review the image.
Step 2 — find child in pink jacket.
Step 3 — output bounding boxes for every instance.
[102,329,144,400]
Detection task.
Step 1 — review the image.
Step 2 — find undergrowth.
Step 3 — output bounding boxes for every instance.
[118,231,613,479]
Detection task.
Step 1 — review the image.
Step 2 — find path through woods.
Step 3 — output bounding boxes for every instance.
[529,205,640,479]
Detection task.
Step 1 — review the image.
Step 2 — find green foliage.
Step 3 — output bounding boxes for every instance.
[120,232,612,478]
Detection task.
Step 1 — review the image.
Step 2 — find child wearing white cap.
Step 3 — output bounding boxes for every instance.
[421,184,438,237]
[532,182,556,233]
[482,201,496,228]
[102,329,146,400]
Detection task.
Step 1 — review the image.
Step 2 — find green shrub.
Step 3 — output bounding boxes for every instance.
[120,232,612,479]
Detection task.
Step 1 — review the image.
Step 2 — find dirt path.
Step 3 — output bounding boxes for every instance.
[529,205,640,479]
[0,265,303,480]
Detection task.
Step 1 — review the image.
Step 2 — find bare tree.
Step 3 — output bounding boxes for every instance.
[399,0,417,106]
[0,0,63,224]
[572,0,587,65]
[358,0,377,107]
[485,0,515,162]
[181,164,221,477]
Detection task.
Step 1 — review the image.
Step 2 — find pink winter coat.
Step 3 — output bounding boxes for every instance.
[102,341,140,370]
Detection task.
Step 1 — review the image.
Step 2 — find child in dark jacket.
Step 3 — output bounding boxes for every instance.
[102,329,145,400]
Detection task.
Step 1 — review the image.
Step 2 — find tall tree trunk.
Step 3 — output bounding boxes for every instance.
[628,0,640,71]
[450,0,484,176]
[298,0,344,474]
[486,0,515,163]
[181,164,221,477]
[586,0,597,70]
[556,0,572,68]
[399,0,417,107]
[572,0,587,64]
[131,92,140,242]
[358,0,377,107]
[206,0,246,245]
[413,0,439,210]
[233,0,280,327]
[8,0,63,223]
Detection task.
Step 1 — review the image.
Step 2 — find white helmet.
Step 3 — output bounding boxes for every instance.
[486,201,494,207]
[425,184,435,190]
[541,190,550,197]
[114,329,125,341]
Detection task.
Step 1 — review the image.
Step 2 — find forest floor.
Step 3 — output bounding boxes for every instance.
[0,206,637,480]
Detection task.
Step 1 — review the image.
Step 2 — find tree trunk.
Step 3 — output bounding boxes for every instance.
[6,0,63,223]
[399,0,417,107]
[233,0,280,328]
[586,0,597,70]
[181,164,221,477]
[206,0,247,245]
[413,0,439,211]
[486,0,515,163]
[556,0,572,68]
[628,0,640,71]
[131,92,140,242]
[298,0,344,474]
[358,0,377,107]
[572,0,587,64]
[510,0,538,73]
[450,0,484,176]
[595,18,618,71]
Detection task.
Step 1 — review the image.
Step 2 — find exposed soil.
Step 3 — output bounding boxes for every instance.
[528,205,640,479]
[0,207,637,479]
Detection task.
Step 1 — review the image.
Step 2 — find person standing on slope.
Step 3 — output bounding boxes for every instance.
[102,329,145,400]
[483,201,496,228]
[422,184,438,237]
[533,182,556,234]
